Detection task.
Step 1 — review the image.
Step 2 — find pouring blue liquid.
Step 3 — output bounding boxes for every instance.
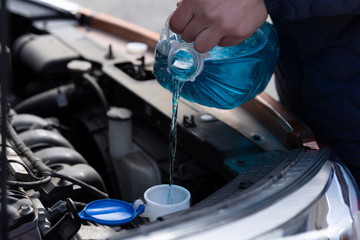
[155,21,279,205]
[167,78,184,205]
[154,22,279,109]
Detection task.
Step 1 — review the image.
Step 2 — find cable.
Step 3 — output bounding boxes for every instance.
[7,159,43,180]
[6,158,51,187]
[6,158,108,197]
[7,176,52,187]
[6,170,109,198]
[7,122,109,198]
[7,119,109,199]
[51,171,109,199]
[7,119,52,175]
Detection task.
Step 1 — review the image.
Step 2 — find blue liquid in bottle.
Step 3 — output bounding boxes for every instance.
[154,22,279,109]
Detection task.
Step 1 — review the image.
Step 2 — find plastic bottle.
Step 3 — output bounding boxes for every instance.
[153,19,279,109]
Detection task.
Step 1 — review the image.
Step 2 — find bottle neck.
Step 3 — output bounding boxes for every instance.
[167,41,205,82]
[163,13,207,82]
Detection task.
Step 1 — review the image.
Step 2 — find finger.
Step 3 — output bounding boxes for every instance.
[180,18,208,43]
[169,3,193,34]
[218,36,247,47]
[193,27,223,53]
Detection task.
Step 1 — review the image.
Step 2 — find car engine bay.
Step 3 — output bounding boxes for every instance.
[1,1,336,239]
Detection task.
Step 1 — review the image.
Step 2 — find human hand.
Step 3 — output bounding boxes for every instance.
[169,0,268,53]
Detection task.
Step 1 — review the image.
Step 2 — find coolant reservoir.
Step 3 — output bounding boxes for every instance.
[107,107,161,202]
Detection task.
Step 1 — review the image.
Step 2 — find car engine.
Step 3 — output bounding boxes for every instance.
[3,1,349,240]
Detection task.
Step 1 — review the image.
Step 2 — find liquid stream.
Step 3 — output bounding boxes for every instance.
[167,77,184,205]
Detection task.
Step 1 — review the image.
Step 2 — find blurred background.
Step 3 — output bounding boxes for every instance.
[69,0,178,33]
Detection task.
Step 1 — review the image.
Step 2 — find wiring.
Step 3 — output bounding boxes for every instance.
[7,119,53,175]
[51,171,109,199]
[6,160,108,198]
[7,176,52,187]
[8,120,107,197]
[6,118,109,198]
[0,143,23,155]
[7,159,43,180]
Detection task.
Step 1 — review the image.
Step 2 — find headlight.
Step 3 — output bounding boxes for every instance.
[257,161,360,240]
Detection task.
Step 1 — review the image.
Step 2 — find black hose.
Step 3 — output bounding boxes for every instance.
[7,119,53,175]
[83,73,109,111]
[14,84,76,114]
[51,171,109,199]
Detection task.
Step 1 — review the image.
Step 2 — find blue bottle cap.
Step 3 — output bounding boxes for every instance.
[78,199,145,226]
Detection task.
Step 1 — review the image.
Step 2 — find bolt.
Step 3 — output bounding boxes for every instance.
[40,222,51,235]
[252,134,262,141]
[20,204,32,215]
[38,208,46,221]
